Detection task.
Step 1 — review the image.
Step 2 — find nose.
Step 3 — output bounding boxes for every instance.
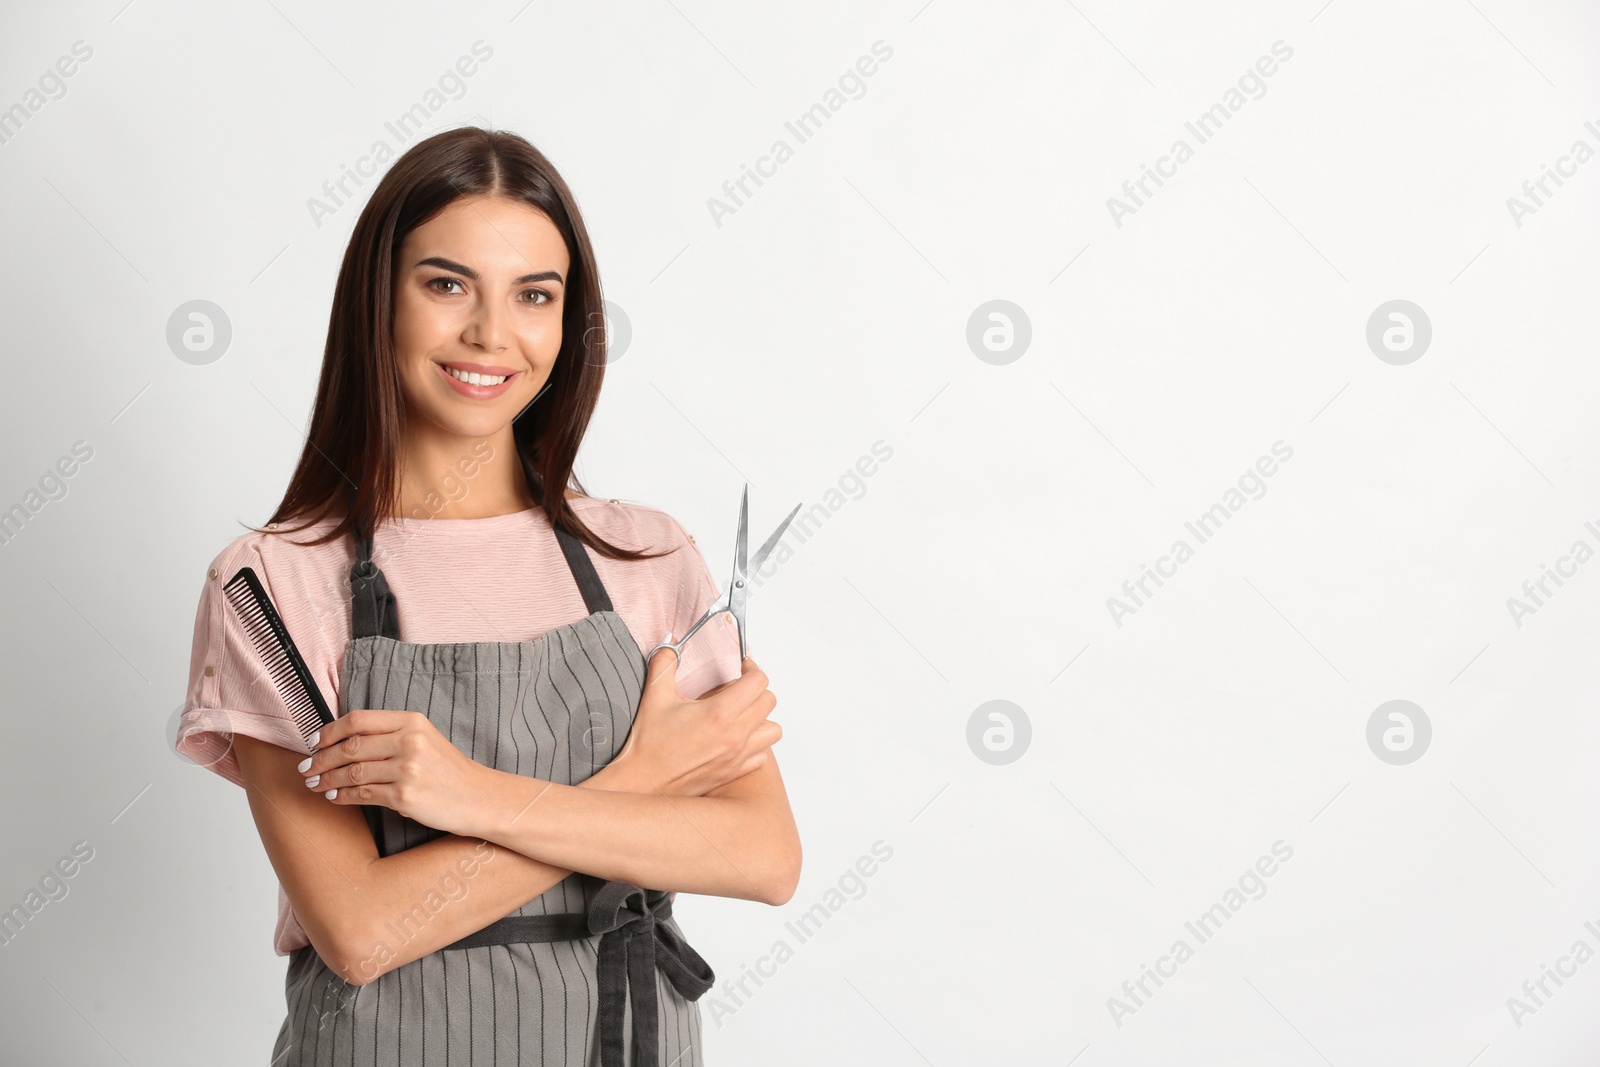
[464,296,509,351]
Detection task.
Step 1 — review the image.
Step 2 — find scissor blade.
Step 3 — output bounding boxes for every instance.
[747,502,802,575]
[734,484,749,576]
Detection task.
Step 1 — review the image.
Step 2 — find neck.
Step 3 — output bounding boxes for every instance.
[393,423,538,520]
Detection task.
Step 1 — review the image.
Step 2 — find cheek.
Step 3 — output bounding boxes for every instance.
[522,315,563,355]
[392,292,441,350]
[392,300,461,385]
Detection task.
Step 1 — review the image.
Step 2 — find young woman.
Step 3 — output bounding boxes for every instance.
[176,126,800,1066]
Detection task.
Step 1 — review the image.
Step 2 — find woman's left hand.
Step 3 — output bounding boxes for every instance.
[298,709,487,837]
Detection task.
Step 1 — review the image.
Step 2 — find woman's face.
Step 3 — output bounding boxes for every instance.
[391,195,570,442]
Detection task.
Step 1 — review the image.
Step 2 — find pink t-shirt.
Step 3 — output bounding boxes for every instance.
[177,495,742,956]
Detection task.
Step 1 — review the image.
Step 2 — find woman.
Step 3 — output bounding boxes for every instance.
[176,126,800,1066]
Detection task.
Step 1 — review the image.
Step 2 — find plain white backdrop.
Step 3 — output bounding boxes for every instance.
[0,0,1597,1063]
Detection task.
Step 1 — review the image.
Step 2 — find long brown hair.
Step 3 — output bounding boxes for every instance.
[256,125,668,563]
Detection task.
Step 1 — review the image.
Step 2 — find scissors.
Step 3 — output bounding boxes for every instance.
[648,485,801,663]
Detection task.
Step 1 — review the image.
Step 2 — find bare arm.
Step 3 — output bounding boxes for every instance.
[234,734,642,986]
[464,747,802,905]
[233,649,800,984]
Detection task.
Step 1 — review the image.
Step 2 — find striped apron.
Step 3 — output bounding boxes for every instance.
[270,512,714,1066]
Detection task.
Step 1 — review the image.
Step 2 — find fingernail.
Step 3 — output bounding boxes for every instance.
[297,757,313,773]
[326,789,338,800]
[304,775,320,788]
[308,730,321,748]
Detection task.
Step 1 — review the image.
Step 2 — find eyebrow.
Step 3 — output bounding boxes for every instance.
[413,256,564,286]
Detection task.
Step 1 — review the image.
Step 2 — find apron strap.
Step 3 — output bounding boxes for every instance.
[521,449,615,616]
[348,490,401,642]
[554,523,614,615]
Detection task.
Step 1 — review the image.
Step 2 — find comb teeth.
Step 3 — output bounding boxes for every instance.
[221,567,333,745]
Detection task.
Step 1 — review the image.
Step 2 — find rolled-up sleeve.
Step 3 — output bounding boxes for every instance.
[175,541,311,787]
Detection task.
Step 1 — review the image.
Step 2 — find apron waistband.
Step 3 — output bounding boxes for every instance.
[441,880,715,1067]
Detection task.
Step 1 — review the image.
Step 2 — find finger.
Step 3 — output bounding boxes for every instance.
[645,635,685,694]
[647,640,679,674]
[300,708,411,763]
[308,753,399,795]
[322,776,394,804]
[750,719,782,749]
[300,726,403,778]
[708,657,771,709]
[699,676,741,698]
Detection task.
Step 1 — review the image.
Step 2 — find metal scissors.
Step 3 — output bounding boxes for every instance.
[648,485,801,663]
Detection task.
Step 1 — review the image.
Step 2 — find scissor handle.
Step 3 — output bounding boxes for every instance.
[645,602,730,663]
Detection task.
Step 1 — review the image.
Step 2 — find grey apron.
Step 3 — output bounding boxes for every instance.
[270,495,715,1066]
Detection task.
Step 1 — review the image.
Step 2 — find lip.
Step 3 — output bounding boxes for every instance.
[434,360,521,400]
[440,360,519,376]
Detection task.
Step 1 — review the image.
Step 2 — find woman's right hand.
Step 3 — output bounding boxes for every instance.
[606,648,781,797]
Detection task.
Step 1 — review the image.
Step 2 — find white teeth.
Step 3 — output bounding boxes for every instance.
[445,366,509,387]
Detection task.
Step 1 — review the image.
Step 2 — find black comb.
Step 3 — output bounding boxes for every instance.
[222,566,334,750]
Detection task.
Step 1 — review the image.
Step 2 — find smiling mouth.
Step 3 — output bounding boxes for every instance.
[443,365,512,386]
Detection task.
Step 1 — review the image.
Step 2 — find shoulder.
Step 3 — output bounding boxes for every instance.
[568,495,697,557]
[196,518,348,596]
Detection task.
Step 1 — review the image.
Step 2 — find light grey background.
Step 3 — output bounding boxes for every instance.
[1,0,1597,1063]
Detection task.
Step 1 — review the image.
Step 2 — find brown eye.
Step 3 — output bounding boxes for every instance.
[427,277,465,295]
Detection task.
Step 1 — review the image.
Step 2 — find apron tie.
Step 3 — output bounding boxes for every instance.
[587,881,716,1067]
